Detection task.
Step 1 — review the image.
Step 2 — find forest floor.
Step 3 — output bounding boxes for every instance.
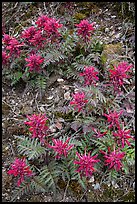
[2,2,135,202]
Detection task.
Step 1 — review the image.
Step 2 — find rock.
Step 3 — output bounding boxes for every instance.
[105,28,109,32]
[64,91,71,100]
[57,78,64,83]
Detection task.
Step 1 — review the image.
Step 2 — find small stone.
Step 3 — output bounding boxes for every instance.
[49,124,56,133]
[64,91,71,100]
[105,28,109,32]
[57,78,64,83]
[111,15,116,18]
[94,183,100,190]
[115,33,121,39]
[11,99,15,104]
[5,146,9,150]
[62,85,69,90]
[118,26,122,30]
[88,176,94,183]
[47,96,54,100]
[114,183,119,188]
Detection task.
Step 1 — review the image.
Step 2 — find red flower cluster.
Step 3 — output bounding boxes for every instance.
[80,66,99,86]
[70,92,88,112]
[75,20,95,42]
[35,15,49,28]
[2,34,24,58]
[21,26,37,43]
[2,34,13,46]
[113,125,134,148]
[92,127,107,138]
[109,62,132,91]
[7,158,33,186]
[6,38,24,57]
[29,30,46,48]
[74,151,100,177]
[43,18,63,42]
[25,54,44,72]
[100,148,125,171]
[103,110,123,129]
[48,138,74,159]
[24,114,49,143]
[2,51,10,65]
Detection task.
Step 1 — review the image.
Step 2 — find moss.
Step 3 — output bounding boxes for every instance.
[73,12,87,21]
[54,111,74,121]
[122,191,135,202]
[101,43,123,69]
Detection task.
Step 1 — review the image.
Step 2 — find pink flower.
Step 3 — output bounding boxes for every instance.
[7,158,33,186]
[103,110,123,129]
[80,66,99,86]
[48,138,74,159]
[24,114,49,143]
[70,92,88,112]
[6,38,24,57]
[92,127,107,138]
[44,18,63,42]
[21,26,37,42]
[35,15,49,28]
[74,151,100,177]
[75,20,95,42]
[113,125,134,148]
[2,51,10,65]
[109,62,133,91]
[2,34,13,46]
[100,148,125,171]
[25,54,44,72]
[29,30,46,48]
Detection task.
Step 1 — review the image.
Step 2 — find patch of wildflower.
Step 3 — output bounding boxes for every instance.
[113,124,134,148]
[109,61,133,91]
[24,114,49,143]
[70,91,88,112]
[80,66,99,86]
[103,110,123,129]
[48,138,74,159]
[25,54,44,72]
[75,19,95,42]
[74,151,100,177]
[100,147,125,171]
[7,158,33,186]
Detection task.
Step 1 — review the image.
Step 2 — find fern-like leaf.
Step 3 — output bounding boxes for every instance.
[39,161,61,196]
[17,136,46,160]
[11,177,47,202]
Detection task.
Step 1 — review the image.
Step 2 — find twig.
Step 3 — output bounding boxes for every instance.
[60,180,70,202]
[9,143,15,156]
[5,4,21,26]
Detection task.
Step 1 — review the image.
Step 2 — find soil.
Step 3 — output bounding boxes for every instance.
[2,2,135,202]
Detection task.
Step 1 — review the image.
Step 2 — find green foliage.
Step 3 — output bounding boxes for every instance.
[11,177,47,202]
[38,161,61,197]
[17,136,46,160]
